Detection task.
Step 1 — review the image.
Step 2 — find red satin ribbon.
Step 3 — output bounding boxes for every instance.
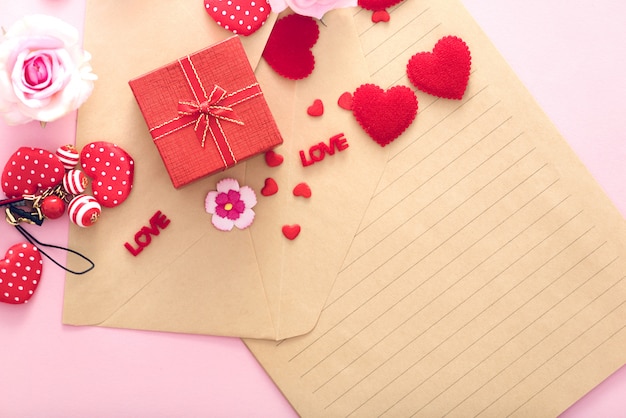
[149,55,262,169]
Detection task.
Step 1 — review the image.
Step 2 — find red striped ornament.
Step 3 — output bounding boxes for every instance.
[55,145,80,170]
[68,194,101,227]
[62,169,88,195]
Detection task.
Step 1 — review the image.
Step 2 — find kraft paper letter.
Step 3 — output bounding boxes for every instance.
[63,2,386,341]
[245,0,626,416]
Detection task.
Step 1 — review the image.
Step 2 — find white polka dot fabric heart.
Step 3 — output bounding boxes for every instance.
[1,147,65,198]
[204,0,271,36]
[0,242,43,305]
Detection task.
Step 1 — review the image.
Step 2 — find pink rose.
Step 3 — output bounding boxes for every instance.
[0,14,96,125]
[269,0,357,19]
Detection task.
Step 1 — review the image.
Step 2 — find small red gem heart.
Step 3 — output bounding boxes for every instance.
[0,242,43,305]
[204,0,271,36]
[262,14,320,80]
[406,36,471,100]
[261,177,279,196]
[80,141,134,208]
[351,83,418,147]
[282,224,301,240]
[307,99,324,117]
[293,182,311,198]
[264,150,284,167]
[1,147,65,198]
[371,10,390,23]
[337,92,353,110]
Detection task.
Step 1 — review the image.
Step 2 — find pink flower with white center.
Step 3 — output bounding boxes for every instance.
[205,178,257,231]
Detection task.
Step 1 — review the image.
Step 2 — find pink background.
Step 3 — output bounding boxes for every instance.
[1,1,625,416]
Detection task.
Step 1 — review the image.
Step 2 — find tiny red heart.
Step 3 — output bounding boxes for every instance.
[407,36,471,100]
[352,83,418,146]
[264,150,284,167]
[337,92,353,110]
[282,224,301,240]
[1,147,65,198]
[0,242,43,305]
[261,177,279,196]
[262,14,320,80]
[307,99,324,117]
[204,0,271,36]
[371,10,390,23]
[292,182,311,198]
[80,141,134,208]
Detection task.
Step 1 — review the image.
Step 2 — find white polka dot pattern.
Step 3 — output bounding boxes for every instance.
[1,147,65,198]
[204,0,270,36]
[80,141,135,208]
[0,243,43,305]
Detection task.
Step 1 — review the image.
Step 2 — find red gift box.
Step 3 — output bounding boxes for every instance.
[129,36,283,188]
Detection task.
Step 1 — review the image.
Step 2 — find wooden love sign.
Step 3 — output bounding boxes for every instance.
[124,211,171,256]
[299,133,349,167]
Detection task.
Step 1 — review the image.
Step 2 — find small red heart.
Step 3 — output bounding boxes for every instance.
[264,150,284,167]
[204,0,271,36]
[80,141,134,208]
[337,92,353,110]
[352,83,418,147]
[0,242,43,305]
[261,177,279,196]
[282,224,301,240]
[292,182,311,198]
[1,147,65,198]
[307,99,324,117]
[371,10,390,23]
[262,14,320,80]
[407,36,471,100]
[358,0,403,11]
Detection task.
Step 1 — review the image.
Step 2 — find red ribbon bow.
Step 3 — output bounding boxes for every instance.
[149,55,262,169]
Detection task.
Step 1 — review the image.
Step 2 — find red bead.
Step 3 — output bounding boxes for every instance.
[40,195,66,219]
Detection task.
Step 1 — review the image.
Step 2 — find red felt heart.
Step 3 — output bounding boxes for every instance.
[351,83,418,147]
[406,36,471,100]
[204,0,271,36]
[282,224,301,240]
[264,150,284,167]
[261,177,279,196]
[292,182,311,198]
[337,92,353,110]
[262,14,319,80]
[80,141,134,208]
[0,242,43,305]
[1,147,65,198]
[307,99,324,117]
[372,10,390,23]
[358,0,403,11]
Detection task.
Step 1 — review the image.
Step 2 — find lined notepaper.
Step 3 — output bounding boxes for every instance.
[245,1,626,416]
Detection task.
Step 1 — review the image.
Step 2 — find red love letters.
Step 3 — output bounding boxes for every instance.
[299,133,349,167]
[124,211,171,256]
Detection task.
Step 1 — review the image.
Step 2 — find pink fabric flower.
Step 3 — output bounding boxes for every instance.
[205,178,257,231]
[0,14,97,125]
[269,0,357,19]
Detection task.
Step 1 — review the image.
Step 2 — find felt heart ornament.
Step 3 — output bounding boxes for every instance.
[351,83,418,147]
[406,36,471,100]
[0,242,43,305]
[307,99,324,117]
[80,141,134,208]
[292,182,311,198]
[204,0,271,36]
[261,177,279,196]
[337,92,353,110]
[262,14,319,80]
[358,0,404,11]
[282,224,301,240]
[264,150,284,167]
[372,10,390,23]
[1,147,65,198]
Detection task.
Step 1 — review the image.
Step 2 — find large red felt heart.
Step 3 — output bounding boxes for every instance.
[351,83,418,147]
[1,147,65,198]
[406,36,471,100]
[204,0,271,36]
[80,141,134,208]
[0,242,43,305]
[262,14,319,80]
[358,0,403,11]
